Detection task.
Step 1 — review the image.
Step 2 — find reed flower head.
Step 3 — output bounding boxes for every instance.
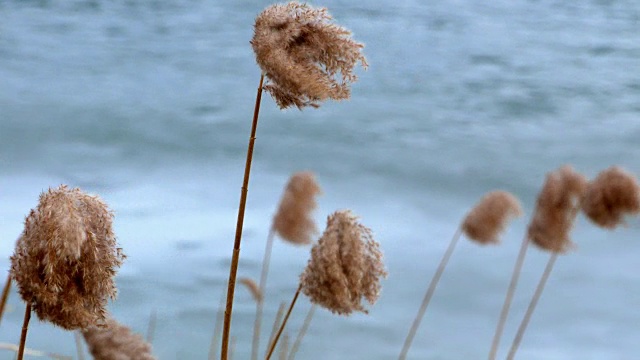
[239,277,263,303]
[461,190,523,245]
[10,185,125,330]
[527,166,588,253]
[299,210,387,315]
[82,318,156,360]
[582,166,640,228]
[251,1,367,109]
[272,171,322,245]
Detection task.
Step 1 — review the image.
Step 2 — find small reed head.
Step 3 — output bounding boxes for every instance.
[272,171,322,245]
[299,210,387,315]
[251,1,367,109]
[582,166,640,229]
[82,318,156,360]
[461,190,523,245]
[527,165,588,253]
[10,185,125,330]
[239,277,263,303]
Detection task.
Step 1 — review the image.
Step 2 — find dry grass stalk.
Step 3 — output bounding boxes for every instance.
[287,304,316,360]
[10,185,125,330]
[462,191,523,244]
[273,171,322,245]
[300,210,387,315]
[74,331,85,360]
[207,293,226,360]
[0,275,11,325]
[527,165,588,253]
[266,301,287,358]
[82,318,156,360]
[17,303,31,360]
[266,286,301,360]
[252,1,367,109]
[582,166,640,228]
[279,332,290,360]
[240,277,263,303]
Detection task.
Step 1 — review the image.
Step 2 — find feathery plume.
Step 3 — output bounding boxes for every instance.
[273,171,322,245]
[10,185,125,330]
[82,318,156,360]
[582,166,640,229]
[300,210,387,315]
[462,190,523,244]
[527,165,588,253]
[239,277,263,303]
[251,1,367,109]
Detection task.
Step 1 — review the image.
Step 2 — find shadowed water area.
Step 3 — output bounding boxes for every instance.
[1,0,639,358]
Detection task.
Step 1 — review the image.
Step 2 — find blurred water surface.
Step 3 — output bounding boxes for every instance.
[1,0,639,359]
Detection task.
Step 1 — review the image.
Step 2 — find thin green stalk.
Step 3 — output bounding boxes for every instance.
[252,227,276,360]
[17,303,31,360]
[506,253,558,360]
[221,73,265,360]
[488,235,529,360]
[398,229,462,360]
[287,304,316,360]
[266,286,301,360]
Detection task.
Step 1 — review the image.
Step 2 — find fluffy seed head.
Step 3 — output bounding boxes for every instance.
[582,166,640,229]
[461,190,523,245]
[251,1,367,109]
[82,318,156,360]
[527,166,588,253]
[10,185,125,330]
[299,210,387,315]
[272,171,322,245]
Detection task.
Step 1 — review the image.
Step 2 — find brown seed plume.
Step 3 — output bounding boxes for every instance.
[10,185,125,330]
[299,210,387,315]
[582,166,640,229]
[461,190,523,245]
[527,166,588,253]
[251,1,368,109]
[272,171,322,245]
[82,318,156,360]
[239,277,263,303]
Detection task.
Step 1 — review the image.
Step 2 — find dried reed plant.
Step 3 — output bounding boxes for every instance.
[0,275,11,325]
[222,1,366,356]
[252,172,321,360]
[252,1,367,109]
[9,186,124,360]
[82,318,156,360]
[287,304,316,360]
[266,210,386,360]
[582,166,640,228]
[400,190,522,360]
[490,166,587,360]
[507,166,637,359]
[240,277,263,303]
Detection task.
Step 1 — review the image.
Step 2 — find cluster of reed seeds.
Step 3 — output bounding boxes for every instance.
[1,2,639,360]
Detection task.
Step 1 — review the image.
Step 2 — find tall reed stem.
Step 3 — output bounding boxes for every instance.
[252,227,276,360]
[287,305,316,360]
[0,275,11,325]
[221,73,265,360]
[398,229,462,360]
[17,303,31,360]
[488,235,529,360]
[506,253,558,360]
[266,285,301,360]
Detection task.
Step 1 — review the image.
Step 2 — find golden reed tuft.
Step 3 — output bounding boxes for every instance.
[272,171,322,245]
[527,166,588,253]
[299,210,387,315]
[10,185,125,330]
[461,190,523,245]
[82,318,156,360]
[582,166,640,229]
[251,1,367,109]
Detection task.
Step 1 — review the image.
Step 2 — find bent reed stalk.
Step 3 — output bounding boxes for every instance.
[221,73,265,360]
[398,229,462,360]
[488,235,529,360]
[506,253,558,360]
[266,285,301,360]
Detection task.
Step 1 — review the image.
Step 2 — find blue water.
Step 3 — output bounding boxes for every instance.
[1,0,639,359]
